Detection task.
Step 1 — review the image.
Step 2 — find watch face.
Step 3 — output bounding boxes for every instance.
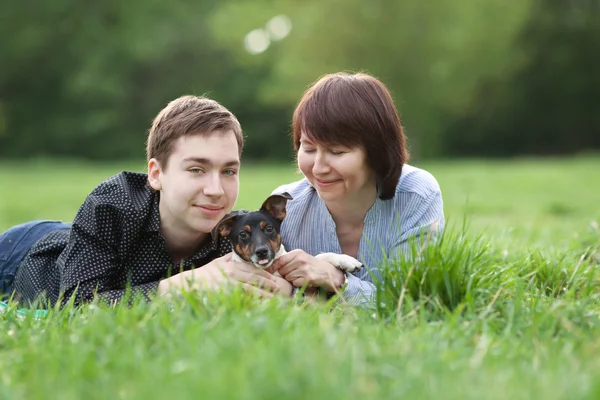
[326,271,349,300]
[340,271,349,289]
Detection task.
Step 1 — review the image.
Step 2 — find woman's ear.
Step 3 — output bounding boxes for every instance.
[147,158,162,191]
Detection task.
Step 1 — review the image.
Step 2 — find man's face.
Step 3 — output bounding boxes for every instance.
[148,130,240,240]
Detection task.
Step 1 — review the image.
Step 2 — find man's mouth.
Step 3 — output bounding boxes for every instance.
[195,205,224,216]
[197,205,223,210]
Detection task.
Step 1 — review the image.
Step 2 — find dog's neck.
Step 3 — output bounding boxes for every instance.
[274,244,287,259]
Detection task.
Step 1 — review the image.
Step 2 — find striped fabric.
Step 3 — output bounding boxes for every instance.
[272,164,445,307]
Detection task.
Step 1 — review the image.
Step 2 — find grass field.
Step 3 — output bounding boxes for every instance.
[1,156,599,399]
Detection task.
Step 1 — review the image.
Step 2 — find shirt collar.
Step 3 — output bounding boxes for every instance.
[190,236,220,264]
[147,190,221,263]
[146,192,161,233]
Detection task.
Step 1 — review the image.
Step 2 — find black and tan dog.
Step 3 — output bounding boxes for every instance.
[211,193,363,276]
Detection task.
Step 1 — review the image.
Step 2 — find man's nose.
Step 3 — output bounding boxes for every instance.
[203,173,224,196]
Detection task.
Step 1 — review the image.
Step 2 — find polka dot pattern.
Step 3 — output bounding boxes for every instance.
[13,172,232,307]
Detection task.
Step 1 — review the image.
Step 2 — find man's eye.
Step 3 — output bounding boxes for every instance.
[222,169,238,176]
[239,231,249,239]
[189,167,204,174]
[265,226,274,234]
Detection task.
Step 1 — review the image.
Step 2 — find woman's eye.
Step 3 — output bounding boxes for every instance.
[329,150,345,156]
[265,226,274,234]
[239,231,249,240]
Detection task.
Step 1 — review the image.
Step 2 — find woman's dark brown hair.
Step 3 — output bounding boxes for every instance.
[292,72,409,200]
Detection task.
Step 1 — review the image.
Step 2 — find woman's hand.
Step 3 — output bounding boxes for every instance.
[158,253,293,298]
[267,249,345,292]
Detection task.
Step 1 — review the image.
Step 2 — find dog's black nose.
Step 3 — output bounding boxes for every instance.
[255,247,269,258]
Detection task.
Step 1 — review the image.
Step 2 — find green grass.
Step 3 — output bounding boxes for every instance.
[1,155,600,399]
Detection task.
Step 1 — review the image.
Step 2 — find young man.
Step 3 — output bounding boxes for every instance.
[0,95,293,308]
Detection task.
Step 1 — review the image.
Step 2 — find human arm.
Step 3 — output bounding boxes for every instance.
[60,222,292,306]
[157,253,293,298]
[388,188,445,260]
[343,188,445,306]
[268,250,377,305]
[57,198,156,306]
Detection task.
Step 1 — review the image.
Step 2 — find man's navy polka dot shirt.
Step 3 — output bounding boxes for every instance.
[13,172,232,307]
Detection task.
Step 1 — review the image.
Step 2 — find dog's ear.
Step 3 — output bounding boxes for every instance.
[260,192,293,222]
[211,211,246,241]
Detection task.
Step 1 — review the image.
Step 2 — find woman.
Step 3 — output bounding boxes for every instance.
[269,72,445,306]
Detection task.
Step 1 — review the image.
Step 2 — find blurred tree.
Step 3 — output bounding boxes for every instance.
[211,0,532,158]
[0,0,597,161]
[0,0,289,160]
[445,0,600,156]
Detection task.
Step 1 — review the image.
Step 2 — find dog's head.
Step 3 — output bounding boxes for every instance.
[211,192,293,269]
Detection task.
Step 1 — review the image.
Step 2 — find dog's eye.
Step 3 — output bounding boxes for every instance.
[264,226,274,234]
[239,231,250,240]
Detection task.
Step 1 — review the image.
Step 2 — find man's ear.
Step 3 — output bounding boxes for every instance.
[147,158,162,191]
[260,192,293,222]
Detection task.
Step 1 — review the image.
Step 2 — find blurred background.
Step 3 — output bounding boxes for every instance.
[0,0,598,163]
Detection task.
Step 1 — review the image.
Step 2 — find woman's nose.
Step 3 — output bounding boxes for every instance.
[312,151,331,174]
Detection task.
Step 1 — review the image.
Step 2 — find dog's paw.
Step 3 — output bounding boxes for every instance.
[316,253,363,272]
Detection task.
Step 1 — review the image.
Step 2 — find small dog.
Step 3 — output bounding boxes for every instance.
[211,193,363,277]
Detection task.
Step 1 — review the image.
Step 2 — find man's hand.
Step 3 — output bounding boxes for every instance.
[158,253,293,298]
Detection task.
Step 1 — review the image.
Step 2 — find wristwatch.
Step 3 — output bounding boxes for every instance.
[291,286,305,300]
[326,270,349,299]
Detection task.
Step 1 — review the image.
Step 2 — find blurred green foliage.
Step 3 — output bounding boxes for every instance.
[0,0,597,161]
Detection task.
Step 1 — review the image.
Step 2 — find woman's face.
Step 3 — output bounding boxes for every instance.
[297,133,376,203]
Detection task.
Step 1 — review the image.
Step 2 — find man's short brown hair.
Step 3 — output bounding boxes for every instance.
[146,95,243,169]
[292,72,409,200]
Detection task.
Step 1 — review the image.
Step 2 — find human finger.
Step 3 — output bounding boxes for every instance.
[236,269,280,292]
[277,258,309,277]
[265,258,284,274]
[211,252,233,263]
[233,262,279,282]
[241,283,274,299]
[292,277,308,288]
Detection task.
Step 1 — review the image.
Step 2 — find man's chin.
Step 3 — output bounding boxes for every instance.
[191,221,221,237]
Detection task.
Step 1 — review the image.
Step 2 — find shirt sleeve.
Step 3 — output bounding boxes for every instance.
[340,273,378,307]
[341,188,445,307]
[390,188,445,260]
[57,194,158,307]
